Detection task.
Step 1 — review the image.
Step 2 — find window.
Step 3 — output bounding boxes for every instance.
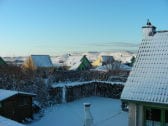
[145,107,168,126]
[145,108,161,126]
[165,110,168,126]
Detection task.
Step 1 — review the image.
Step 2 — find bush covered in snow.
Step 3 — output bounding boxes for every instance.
[48,70,129,83]
[0,65,128,107]
[0,65,51,107]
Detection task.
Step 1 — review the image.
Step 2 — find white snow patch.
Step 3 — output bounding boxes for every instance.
[0,116,25,126]
[120,64,132,71]
[52,81,124,88]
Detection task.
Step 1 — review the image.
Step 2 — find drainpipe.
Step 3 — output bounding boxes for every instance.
[84,103,93,126]
[62,86,66,103]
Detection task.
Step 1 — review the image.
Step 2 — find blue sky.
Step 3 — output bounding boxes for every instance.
[0,0,168,56]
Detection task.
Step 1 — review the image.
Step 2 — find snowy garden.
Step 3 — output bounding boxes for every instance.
[0,65,129,126]
[29,97,128,126]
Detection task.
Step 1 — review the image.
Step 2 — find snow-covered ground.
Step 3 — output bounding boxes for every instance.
[0,116,25,126]
[29,97,128,126]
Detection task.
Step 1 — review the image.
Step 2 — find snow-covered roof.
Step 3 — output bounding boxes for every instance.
[101,55,114,63]
[100,51,135,63]
[65,55,87,70]
[121,23,168,104]
[0,90,17,101]
[0,89,36,102]
[94,65,109,72]
[0,116,25,126]
[65,55,82,66]
[69,61,81,70]
[31,55,53,67]
[120,64,132,71]
[82,52,100,62]
[50,56,64,67]
[95,64,115,72]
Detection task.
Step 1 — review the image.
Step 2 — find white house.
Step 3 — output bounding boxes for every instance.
[121,20,168,126]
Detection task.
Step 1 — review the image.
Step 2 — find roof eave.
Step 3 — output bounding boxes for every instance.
[121,98,168,107]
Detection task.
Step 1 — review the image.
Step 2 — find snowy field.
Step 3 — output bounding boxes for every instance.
[29,97,128,126]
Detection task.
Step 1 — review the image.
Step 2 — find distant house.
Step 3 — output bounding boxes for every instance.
[23,55,53,70]
[0,89,36,122]
[0,57,7,65]
[66,55,92,71]
[101,55,114,65]
[92,55,115,67]
[91,56,102,67]
[92,55,122,71]
[94,61,121,71]
[0,116,25,126]
[121,21,168,126]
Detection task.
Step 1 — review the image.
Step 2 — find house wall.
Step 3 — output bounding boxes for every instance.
[0,94,33,122]
[136,104,144,126]
[78,63,86,71]
[128,103,136,126]
[128,103,144,126]
[91,56,102,67]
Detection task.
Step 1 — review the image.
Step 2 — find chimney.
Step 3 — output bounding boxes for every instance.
[84,103,93,126]
[142,19,156,38]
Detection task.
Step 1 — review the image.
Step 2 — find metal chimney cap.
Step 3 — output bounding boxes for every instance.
[84,103,91,107]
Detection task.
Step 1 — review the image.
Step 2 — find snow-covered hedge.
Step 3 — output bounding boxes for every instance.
[48,70,129,83]
[0,66,126,106]
[0,65,51,107]
[50,81,124,103]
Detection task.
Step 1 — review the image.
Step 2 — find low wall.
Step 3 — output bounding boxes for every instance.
[66,83,95,102]
[95,82,124,98]
[49,87,63,103]
[50,81,124,103]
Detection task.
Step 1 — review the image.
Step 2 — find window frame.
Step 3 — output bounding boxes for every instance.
[144,106,168,126]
